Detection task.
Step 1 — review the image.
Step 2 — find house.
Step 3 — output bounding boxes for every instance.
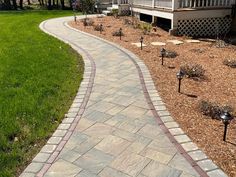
[111,0,236,37]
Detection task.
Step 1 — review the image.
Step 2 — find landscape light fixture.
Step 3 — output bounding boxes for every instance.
[119,28,122,40]
[140,36,143,50]
[220,111,234,141]
[160,48,166,65]
[74,14,77,22]
[176,70,184,93]
[100,24,103,34]
[72,2,76,22]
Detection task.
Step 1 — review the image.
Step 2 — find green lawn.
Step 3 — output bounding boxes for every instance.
[0,11,83,176]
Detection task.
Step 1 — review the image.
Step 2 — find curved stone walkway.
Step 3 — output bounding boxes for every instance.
[20,16,227,177]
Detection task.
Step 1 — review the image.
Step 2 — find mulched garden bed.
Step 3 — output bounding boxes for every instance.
[69,16,236,177]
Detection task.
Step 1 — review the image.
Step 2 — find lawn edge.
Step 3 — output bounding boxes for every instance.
[20,18,96,177]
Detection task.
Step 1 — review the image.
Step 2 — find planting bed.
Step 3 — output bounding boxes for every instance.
[70,16,236,177]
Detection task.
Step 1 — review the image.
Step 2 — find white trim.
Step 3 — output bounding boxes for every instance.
[133,7,174,19]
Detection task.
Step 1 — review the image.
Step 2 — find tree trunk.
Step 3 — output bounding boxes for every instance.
[47,0,52,9]
[27,0,31,5]
[19,0,23,9]
[11,0,17,9]
[60,0,64,9]
[69,0,72,9]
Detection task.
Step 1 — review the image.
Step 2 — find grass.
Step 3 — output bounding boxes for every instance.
[0,10,83,176]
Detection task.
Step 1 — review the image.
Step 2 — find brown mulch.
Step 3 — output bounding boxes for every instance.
[69,16,236,177]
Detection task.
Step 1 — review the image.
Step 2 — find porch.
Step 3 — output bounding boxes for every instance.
[125,0,235,36]
[131,0,234,10]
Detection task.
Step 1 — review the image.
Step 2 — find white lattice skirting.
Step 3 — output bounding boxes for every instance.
[177,17,232,37]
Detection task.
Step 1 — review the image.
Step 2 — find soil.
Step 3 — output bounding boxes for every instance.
[70,16,236,177]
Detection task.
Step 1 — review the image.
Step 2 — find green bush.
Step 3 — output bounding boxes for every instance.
[139,22,152,35]
[112,9,119,18]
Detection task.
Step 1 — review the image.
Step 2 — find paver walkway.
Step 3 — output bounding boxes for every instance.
[21,16,226,177]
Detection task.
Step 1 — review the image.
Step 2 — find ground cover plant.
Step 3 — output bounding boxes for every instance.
[199,100,234,119]
[71,16,236,176]
[223,58,236,68]
[0,11,83,176]
[180,63,205,80]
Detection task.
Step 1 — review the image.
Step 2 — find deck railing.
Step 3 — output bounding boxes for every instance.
[133,0,153,6]
[119,0,129,4]
[179,0,234,8]
[154,0,172,8]
[132,0,235,9]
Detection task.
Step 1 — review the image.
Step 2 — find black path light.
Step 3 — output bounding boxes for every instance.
[119,28,122,40]
[160,48,166,65]
[100,24,103,34]
[220,111,234,141]
[74,13,77,22]
[140,36,144,50]
[176,70,184,93]
[72,1,77,22]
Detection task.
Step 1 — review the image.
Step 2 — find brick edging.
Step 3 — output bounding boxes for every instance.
[20,19,96,177]
[65,17,227,177]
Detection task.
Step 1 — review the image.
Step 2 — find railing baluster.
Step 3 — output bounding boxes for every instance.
[214,0,217,6]
[193,0,196,7]
[132,0,231,9]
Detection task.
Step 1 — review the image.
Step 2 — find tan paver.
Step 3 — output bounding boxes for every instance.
[151,41,166,46]
[140,147,173,164]
[167,40,184,45]
[141,161,182,177]
[83,123,115,138]
[185,39,200,43]
[110,151,151,177]
[95,135,130,156]
[45,159,82,177]
[131,42,147,47]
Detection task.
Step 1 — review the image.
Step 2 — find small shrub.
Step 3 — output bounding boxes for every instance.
[190,48,205,54]
[112,30,124,36]
[199,100,234,119]
[94,24,104,31]
[123,18,132,25]
[132,18,140,29]
[180,63,205,80]
[223,59,236,68]
[216,39,227,48]
[81,18,94,26]
[165,50,178,58]
[112,9,119,18]
[139,22,152,35]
